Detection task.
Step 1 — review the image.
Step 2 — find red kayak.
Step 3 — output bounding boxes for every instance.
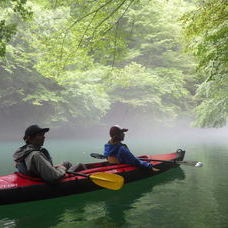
[0,149,185,205]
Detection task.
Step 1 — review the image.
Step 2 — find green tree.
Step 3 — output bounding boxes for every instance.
[0,0,196,130]
[0,1,118,125]
[182,0,228,127]
[0,0,32,56]
[104,0,195,123]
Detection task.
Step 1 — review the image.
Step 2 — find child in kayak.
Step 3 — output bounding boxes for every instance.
[103,125,159,172]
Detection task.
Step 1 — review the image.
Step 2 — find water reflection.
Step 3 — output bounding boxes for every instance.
[1,139,228,227]
[0,168,185,228]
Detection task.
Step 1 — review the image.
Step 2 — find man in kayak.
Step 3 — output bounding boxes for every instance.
[13,125,86,183]
[103,125,160,172]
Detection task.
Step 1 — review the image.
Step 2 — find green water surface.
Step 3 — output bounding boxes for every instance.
[0,136,228,228]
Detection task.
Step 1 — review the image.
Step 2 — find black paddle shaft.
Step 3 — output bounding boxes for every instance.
[140,157,177,164]
[90,153,201,167]
[90,153,177,163]
[67,171,89,177]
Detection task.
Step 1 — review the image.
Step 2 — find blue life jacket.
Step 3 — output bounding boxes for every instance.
[103,142,152,168]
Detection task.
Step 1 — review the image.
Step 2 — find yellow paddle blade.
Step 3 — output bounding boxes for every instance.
[89,172,124,190]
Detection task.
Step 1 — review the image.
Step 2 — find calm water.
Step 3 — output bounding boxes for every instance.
[0,136,228,228]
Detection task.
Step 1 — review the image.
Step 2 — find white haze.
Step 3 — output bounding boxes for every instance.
[1,116,227,145]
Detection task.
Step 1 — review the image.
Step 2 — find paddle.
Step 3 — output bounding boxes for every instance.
[67,171,124,190]
[90,153,203,167]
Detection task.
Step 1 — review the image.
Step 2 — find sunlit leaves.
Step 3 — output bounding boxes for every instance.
[182,0,228,127]
[0,0,196,127]
[107,62,190,120]
[0,20,17,56]
[0,0,32,56]
[105,0,194,121]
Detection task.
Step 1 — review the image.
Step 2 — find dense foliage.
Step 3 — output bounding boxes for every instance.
[0,0,32,56]
[182,0,228,127]
[3,0,224,132]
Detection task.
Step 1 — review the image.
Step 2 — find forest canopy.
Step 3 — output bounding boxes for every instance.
[182,0,228,127]
[0,0,227,134]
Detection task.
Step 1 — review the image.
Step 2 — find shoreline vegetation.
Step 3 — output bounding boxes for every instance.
[0,0,227,134]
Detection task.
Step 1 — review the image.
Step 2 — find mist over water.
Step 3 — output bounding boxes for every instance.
[0,129,228,228]
[1,118,228,174]
[1,110,228,228]
[1,115,228,144]
[0,0,226,226]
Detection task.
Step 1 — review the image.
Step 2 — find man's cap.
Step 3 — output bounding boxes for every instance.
[23,125,49,140]
[109,125,128,137]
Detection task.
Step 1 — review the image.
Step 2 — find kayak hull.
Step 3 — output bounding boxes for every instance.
[0,149,185,205]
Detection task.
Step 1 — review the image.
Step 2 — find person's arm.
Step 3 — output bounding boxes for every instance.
[30,152,66,183]
[118,146,153,168]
